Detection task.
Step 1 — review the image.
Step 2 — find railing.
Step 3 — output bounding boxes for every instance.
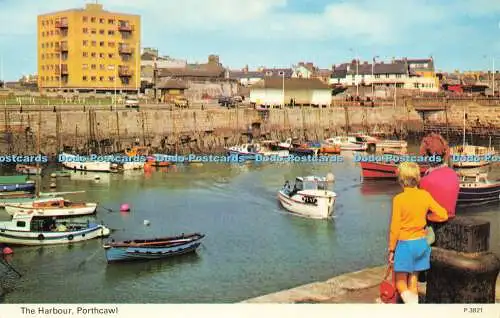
[55,65,68,75]
[55,20,68,28]
[118,66,132,77]
[118,23,133,32]
[118,46,133,54]
[55,42,68,52]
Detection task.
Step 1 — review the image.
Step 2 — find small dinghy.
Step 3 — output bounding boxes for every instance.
[0,214,110,246]
[15,164,42,175]
[278,176,337,219]
[103,233,205,263]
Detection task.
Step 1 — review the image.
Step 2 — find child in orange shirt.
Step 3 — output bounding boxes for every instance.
[388,162,448,304]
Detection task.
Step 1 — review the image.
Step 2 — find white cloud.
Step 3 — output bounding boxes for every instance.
[1,0,500,44]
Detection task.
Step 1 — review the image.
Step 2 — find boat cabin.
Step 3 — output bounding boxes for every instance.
[32,199,82,208]
[0,214,71,232]
[460,173,490,187]
[285,176,329,194]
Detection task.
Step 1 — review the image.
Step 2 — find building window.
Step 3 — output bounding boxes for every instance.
[83,52,88,57]
[108,19,114,24]
[91,76,96,81]
[55,53,60,59]
[82,64,88,69]
[375,74,380,78]
[99,29,105,35]
[91,64,96,70]
[414,83,419,89]
[396,74,401,78]
[91,17,96,23]
[99,53,105,58]
[109,76,115,81]
[100,64,105,70]
[41,43,44,48]
[55,76,59,81]
[108,65,115,70]
[91,41,96,47]
[108,42,115,48]
[41,21,45,26]
[83,16,88,22]
[55,30,60,35]
[385,74,389,78]
[108,53,114,58]
[41,32,45,37]
[41,54,45,59]
[41,65,45,70]
[108,30,115,36]
[50,31,53,36]
[83,76,88,81]
[99,18,104,24]
[99,41,105,47]
[83,28,88,34]
[91,52,96,58]
[91,28,96,34]
[83,40,88,46]
[99,76,104,81]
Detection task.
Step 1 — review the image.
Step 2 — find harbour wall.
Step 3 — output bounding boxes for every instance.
[0,101,498,154]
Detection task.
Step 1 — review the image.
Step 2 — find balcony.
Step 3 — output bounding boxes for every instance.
[55,20,68,29]
[55,42,68,52]
[118,66,133,77]
[55,65,68,75]
[118,45,133,55]
[118,22,133,32]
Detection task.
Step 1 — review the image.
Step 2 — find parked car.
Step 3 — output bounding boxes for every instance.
[125,96,139,108]
[218,96,237,108]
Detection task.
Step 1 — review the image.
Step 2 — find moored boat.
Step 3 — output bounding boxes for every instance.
[60,152,116,172]
[457,173,500,206]
[325,136,367,151]
[4,198,97,217]
[0,196,64,208]
[226,142,289,160]
[15,164,42,175]
[277,176,336,219]
[0,214,110,246]
[450,145,495,168]
[0,176,36,193]
[121,146,148,170]
[360,162,429,179]
[103,233,205,263]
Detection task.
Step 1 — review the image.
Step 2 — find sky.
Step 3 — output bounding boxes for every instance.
[1,0,500,80]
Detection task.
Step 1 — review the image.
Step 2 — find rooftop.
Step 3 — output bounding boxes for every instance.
[38,3,139,17]
[251,78,331,90]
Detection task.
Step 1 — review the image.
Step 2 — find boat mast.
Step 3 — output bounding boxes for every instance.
[462,105,466,148]
[36,110,41,197]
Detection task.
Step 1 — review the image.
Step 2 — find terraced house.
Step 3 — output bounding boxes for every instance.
[37,3,141,93]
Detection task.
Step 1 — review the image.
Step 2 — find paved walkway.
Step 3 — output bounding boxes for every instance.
[242,266,500,303]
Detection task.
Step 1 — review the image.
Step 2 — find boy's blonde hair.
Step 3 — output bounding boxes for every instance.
[397,162,421,187]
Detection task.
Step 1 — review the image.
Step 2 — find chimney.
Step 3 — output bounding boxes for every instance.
[243,64,249,73]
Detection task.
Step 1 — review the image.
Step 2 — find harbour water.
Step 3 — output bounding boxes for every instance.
[0,152,499,303]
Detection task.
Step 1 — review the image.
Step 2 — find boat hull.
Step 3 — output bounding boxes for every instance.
[4,203,97,217]
[0,182,35,193]
[277,190,335,219]
[104,241,202,263]
[60,153,113,172]
[360,162,429,179]
[457,185,500,206]
[0,224,110,246]
[122,162,145,170]
[0,196,64,208]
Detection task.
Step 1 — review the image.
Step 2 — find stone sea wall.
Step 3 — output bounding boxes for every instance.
[0,100,498,154]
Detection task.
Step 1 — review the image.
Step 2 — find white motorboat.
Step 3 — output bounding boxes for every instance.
[277,176,337,219]
[325,136,366,151]
[0,196,64,209]
[352,134,407,152]
[225,142,289,159]
[277,138,293,150]
[4,199,98,217]
[0,214,110,246]
[59,152,117,172]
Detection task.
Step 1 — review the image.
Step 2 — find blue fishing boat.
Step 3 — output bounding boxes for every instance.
[0,176,36,193]
[103,233,205,263]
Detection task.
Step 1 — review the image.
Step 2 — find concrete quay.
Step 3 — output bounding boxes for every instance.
[241,266,500,303]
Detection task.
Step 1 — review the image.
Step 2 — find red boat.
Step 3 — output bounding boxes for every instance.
[360,162,430,179]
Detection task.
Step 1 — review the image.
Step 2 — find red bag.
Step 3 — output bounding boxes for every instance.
[379,264,399,303]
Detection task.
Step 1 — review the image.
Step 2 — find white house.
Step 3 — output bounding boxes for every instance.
[250,78,332,107]
[292,62,315,78]
[227,70,265,86]
[329,59,439,93]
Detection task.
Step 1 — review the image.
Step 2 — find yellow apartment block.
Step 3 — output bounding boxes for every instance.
[37,3,140,92]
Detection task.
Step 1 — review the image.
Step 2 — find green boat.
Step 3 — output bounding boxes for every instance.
[0,175,29,184]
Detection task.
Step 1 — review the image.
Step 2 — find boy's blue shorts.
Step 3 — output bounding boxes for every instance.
[394,238,431,273]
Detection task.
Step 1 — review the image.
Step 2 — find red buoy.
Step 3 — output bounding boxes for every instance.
[2,246,13,255]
